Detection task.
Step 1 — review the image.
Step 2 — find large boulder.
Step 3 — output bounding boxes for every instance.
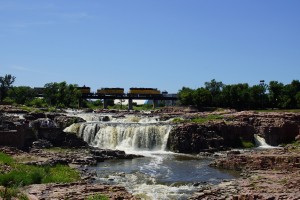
[54,115,85,129]
[30,118,87,148]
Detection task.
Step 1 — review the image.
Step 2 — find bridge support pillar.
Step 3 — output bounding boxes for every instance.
[153,100,159,109]
[128,99,133,110]
[103,99,108,109]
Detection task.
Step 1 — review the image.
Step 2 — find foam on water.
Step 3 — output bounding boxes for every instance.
[65,113,238,199]
[254,134,280,149]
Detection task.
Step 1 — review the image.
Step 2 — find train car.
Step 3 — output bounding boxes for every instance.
[128,88,161,97]
[76,86,91,95]
[97,88,125,96]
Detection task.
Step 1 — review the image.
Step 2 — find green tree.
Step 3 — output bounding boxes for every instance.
[204,79,223,106]
[249,84,267,109]
[0,74,16,102]
[7,86,36,104]
[229,83,250,109]
[178,87,194,106]
[268,81,284,108]
[295,92,300,108]
[193,87,212,109]
[279,80,300,109]
[43,82,81,108]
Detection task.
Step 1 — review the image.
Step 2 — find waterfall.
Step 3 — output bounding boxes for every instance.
[254,134,276,149]
[65,121,172,151]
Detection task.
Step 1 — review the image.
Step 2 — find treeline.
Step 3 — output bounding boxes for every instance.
[0,74,101,108]
[178,79,300,110]
[2,74,300,110]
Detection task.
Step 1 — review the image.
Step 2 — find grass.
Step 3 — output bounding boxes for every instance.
[0,164,80,187]
[0,152,14,165]
[86,194,110,200]
[172,114,224,124]
[0,152,80,199]
[0,187,29,200]
[240,139,255,148]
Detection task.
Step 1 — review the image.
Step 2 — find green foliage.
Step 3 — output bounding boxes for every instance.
[193,88,212,108]
[0,74,16,102]
[25,98,48,108]
[205,79,224,106]
[178,79,300,110]
[83,100,103,109]
[0,153,80,188]
[133,104,154,111]
[41,164,80,183]
[172,115,223,124]
[240,139,255,148]
[178,87,195,106]
[0,152,15,165]
[0,164,80,187]
[86,194,109,200]
[0,187,27,200]
[43,82,81,108]
[7,86,36,105]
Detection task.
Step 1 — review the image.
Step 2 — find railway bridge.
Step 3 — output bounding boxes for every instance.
[35,87,178,110]
[81,93,177,109]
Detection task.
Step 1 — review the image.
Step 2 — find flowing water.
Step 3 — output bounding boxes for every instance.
[254,134,281,149]
[65,113,238,199]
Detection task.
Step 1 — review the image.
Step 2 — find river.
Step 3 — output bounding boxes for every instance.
[65,112,238,199]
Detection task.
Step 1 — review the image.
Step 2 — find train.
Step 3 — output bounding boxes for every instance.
[33,86,164,97]
[128,88,161,97]
[76,86,91,94]
[97,88,124,96]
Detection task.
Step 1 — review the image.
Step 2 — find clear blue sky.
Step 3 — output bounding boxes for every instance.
[1,0,300,93]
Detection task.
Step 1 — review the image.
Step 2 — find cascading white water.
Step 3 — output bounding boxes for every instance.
[254,134,276,149]
[65,118,172,152]
[64,113,238,200]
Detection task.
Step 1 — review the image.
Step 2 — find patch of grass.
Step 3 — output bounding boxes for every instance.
[172,114,224,124]
[0,153,80,188]
[0,153,15,165]
[240,139,255,148]
[0,164,80,187]
[0,187,29,200]
[291,141,300,147]
[42,164,80,183]
[86,194,109,200]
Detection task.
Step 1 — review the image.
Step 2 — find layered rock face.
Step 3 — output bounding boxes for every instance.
[229,111,300,146]
[167,121,255,153]
[168,111,300,153]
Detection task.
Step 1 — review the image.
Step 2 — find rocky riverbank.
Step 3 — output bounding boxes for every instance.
[0,146,140,199]
[168,111,300,153]
[190,145,300,200]
[1,106,300,199]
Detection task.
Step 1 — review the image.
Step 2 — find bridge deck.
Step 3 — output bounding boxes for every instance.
[81,94,177,100]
